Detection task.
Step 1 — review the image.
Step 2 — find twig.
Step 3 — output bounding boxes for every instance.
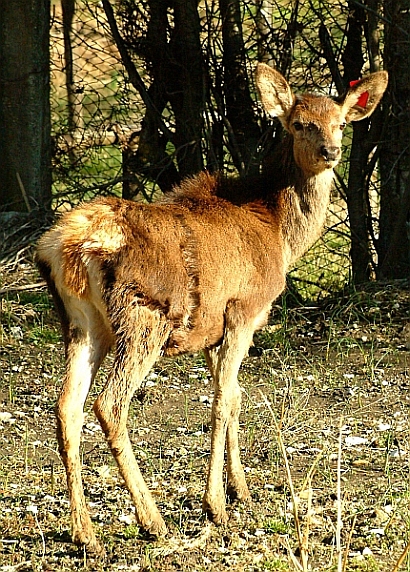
[34,511,46,560]
[301,476,312,569]
[16,173,31,213]
[278,536,303,571]
[26,505,45,560]
[0,282,46,296]
[300,448,323,493]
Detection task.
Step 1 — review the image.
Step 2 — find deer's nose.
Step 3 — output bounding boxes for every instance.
[320,146,340,162]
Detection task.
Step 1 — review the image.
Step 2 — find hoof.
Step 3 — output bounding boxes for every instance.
[140,516,168,538]
[226,482,251,502]
[73,533,106,557]
[202,498,228,526]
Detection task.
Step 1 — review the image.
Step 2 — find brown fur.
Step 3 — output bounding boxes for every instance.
[36,64,388,554]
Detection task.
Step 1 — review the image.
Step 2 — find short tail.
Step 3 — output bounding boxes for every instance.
[36,225,89,299]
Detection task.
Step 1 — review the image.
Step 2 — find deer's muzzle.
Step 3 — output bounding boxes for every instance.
[320,145,340,162]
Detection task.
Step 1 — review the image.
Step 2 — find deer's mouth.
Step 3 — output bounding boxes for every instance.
[324,158,339,169]
[306,155,339,175]
[320,145,341,167]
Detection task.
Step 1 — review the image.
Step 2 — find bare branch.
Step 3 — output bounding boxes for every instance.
[101,0,173,141]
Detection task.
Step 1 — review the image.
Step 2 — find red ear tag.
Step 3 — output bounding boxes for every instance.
[349,80,369,108]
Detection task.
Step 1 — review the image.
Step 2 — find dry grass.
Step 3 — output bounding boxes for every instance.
[1,260,410,571]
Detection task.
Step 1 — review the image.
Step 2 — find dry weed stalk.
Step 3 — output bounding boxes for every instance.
[392,542,410,572]
[264,395,409,572]
[260,390,311,571]
[336,418,343,572]
[341,515,357,572]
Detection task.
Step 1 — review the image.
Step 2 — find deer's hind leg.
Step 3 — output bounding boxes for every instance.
[55,298,112,554]
[93,304,170,536]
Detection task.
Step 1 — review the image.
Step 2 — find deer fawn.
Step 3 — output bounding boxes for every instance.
[37,64,387,554]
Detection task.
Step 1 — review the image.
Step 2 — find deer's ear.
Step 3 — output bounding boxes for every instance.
[342,71,388,122]
[256,63,295,124]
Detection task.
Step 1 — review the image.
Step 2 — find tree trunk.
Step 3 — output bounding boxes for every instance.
[169,0,205,178]
[342,1,372,284]
[345,121,373,283]
[0,0,51,212]
[378,0,410,279]
[220,0,261,175]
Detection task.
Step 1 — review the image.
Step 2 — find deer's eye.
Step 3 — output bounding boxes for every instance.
[293,121,303,131]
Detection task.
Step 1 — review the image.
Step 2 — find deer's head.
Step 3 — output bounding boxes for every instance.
[256,63,388,176]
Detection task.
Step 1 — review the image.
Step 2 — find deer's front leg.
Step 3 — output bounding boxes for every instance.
[203,306,254,524]
[202,379,250,524]
[202,380,230,524]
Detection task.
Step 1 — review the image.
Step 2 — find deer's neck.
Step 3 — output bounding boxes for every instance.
[280,167,334,269]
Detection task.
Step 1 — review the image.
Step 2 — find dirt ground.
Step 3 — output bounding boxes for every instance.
[1,259,410,571]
